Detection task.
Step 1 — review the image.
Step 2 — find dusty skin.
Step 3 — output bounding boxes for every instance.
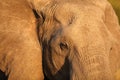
[0,0,44,80]
[29,0,120,80]
[0,0,120,80]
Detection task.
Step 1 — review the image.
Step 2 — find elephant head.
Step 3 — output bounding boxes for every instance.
[35,0,120,80]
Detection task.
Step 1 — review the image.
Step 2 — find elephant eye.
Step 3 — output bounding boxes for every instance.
[59,42,68,50]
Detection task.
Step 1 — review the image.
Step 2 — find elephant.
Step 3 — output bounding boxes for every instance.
[30,0,120,80]
[0,0,44,80]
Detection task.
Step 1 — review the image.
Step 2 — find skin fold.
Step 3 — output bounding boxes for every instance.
[0,0,120,80]
[29,0,120,80]
[0,0,44,80]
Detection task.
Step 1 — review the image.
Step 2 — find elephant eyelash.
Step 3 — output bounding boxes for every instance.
[59,42,69,50]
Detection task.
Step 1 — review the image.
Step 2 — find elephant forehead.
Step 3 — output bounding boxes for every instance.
[62,19,103,48]
[60,5,104,36]
[54,2,104,26]
[54,3,81,26]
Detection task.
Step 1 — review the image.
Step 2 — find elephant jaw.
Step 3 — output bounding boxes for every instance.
[70,53,113,80]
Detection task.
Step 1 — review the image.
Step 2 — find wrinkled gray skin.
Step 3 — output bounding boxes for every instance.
[0,0,44,80]
[35,0,120,80]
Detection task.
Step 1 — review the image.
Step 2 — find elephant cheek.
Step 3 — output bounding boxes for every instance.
[52,55,65,72]
[70,55,113,80]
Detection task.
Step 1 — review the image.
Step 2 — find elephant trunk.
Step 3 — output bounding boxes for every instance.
[70,53,113,80]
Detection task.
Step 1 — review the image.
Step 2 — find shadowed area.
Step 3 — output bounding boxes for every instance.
[43,57,70,80]
[44,75,50,80]
[0,70,8,80]
[53,58,70,80]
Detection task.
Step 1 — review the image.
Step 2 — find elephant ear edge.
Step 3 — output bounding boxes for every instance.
[104,1,120,80]
[104,1,120,37]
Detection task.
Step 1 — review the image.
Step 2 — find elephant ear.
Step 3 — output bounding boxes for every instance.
[104,1,120,38]
[104,1,120,79]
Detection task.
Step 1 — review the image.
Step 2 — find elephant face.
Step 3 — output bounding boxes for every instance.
[38,1,115,80]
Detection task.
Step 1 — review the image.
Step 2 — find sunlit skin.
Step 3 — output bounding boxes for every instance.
[0,0,44,80]
[0,0,120,80]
